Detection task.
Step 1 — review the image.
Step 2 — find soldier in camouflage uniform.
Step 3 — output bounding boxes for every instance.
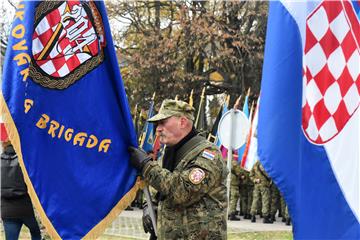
[239,167,253,220]
[270,183,281,222]
[280,196,291,225]
[249,160,272,223]
[129,99,228,240]
[229,160,241,221]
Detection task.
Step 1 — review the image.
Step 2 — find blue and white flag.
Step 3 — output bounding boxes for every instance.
[258,1,360,239]
[1,1,139,239]
[237,94,249,162]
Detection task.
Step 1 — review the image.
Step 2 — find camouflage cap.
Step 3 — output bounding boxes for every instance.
[148,99,195,122]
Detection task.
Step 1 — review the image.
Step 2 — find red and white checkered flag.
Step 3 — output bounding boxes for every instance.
[302,1,360,144]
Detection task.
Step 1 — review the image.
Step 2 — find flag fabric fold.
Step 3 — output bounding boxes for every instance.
[241,98,259,171]
[258,1,360,239]
[1,1,140,239]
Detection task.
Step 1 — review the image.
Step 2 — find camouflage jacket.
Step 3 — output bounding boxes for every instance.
[142,135,228,240]
[230,160,241,186]
[249,161,272,187]
[238,167,253,187]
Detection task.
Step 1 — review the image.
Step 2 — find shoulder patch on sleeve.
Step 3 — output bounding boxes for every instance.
[189,168,206,185]
[202,149,215,160]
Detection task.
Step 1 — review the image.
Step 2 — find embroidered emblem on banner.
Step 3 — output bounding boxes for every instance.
[302,1,360,144]
[189,168,205,185]
[202,149,215,160]
[29,1,106,89]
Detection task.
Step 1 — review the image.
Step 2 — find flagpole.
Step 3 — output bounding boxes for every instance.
[247,87,251,98]
[233,95,242,110]
[139,92,157,237]
[195,87,206,128]
[189,89,194,107]
[226,108,235,218]
[249,100,255,122]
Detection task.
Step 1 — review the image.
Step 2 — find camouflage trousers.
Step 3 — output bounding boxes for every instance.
[270,184,281,216]
[250,184,271,216]
[239,185,253,215]
[282,198,290,219]
[157,204,227,240]
[229,184,240,213]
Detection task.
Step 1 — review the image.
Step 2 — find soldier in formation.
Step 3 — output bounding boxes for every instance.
[226,159,291,225]
[228,159,242,221]
[249,160,272,223]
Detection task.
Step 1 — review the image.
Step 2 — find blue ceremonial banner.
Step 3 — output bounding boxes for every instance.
[1,1,140,239]
[258,1,360,239]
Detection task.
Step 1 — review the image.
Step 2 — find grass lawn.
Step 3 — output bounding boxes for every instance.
[10,227,293,240]
[228,231,293,240]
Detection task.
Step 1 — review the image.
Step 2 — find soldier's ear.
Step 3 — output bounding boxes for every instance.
[179,116,188,128]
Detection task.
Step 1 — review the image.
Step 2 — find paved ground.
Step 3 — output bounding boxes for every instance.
[103,208,292,239]
[0,208,292,239]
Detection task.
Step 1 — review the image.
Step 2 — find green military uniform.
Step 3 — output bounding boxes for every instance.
[238,167,253,219]
[141,99,228,240]
[142,137,228,239]
[229,160,241,220]
[270,184,281,221]
[280,195,291,225]
[249,161,272,223]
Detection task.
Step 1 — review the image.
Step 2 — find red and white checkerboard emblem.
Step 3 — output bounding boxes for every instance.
[302,1,360,144]
[189,168,205,185]
[30,1,106,89]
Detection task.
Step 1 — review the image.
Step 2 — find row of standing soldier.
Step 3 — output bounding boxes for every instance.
[229,160,291,225]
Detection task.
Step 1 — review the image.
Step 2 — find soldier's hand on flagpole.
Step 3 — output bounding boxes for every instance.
[128,146,152,172]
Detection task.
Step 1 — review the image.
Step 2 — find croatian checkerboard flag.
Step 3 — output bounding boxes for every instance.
[258,1,360,239]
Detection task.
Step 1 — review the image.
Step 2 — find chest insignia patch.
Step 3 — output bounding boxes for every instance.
[189,168,206,185]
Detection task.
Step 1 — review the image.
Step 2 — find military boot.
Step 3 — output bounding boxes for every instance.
[263,215,273,224]
[125,206,134,211]
[244,214,251,219]
[251,215,256,223]
[271,214,276,222]
[229,212,241,221]
[286,218,291,226]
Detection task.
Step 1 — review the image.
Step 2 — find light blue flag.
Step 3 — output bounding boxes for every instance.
[1,1,139,239]
[237,95,249,162]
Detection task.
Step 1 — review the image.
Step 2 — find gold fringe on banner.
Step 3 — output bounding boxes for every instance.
[0,93,144,239]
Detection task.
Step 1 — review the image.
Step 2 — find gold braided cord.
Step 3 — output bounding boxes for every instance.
[29,52,104,90]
